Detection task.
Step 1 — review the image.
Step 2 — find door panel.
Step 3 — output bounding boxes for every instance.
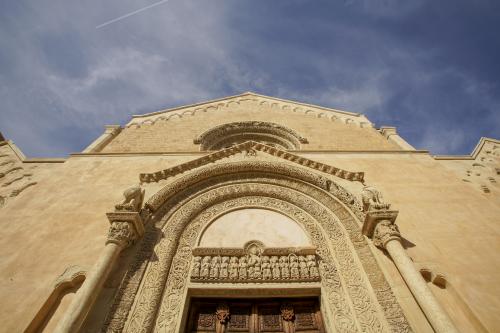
[186,298,325,333]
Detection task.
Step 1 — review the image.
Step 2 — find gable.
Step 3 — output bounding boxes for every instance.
[99,92,401,153]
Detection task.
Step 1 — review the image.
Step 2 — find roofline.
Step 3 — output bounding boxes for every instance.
[433,137,500,160]
[131,92,362,119]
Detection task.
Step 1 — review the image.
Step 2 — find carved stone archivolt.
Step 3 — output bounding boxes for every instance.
[194,121,308,150]
[102,162,410,333]
[191,243,320,283]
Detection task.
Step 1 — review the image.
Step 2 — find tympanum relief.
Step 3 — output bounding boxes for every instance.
[191,241,320,283]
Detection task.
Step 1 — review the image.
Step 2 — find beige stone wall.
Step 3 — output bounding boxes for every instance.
[0,97,498,332]
[101,95,400,153]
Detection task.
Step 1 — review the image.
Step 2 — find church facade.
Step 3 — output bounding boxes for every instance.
[0,93,498,333]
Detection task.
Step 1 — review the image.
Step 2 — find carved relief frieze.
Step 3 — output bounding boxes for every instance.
[191,243,320,283]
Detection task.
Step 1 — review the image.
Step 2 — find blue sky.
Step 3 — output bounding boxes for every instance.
[0,0,499,157]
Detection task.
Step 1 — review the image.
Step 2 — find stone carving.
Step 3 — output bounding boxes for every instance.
[373,220,401,249]
[280,303,295,321]
[216,303,230,324]
[191,245,320,283]
[106,170,409,333]
[194,121,308,150]
[361,185,391,212]
[126,94,368,129]
[115,185,145,212]
[139,145,364,185]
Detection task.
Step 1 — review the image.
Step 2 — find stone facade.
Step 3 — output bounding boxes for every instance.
[0,92,498,333]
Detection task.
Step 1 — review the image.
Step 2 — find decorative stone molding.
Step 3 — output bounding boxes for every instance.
[104,177,410,333]
[126,93,370,129]
[194,121,308,150]
[140,141,364,184]
[53,265,87,290]
[191,243,320,283]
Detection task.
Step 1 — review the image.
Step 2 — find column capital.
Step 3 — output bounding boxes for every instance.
[372,219,401,249]
[362,210,401,249]
[106,211,145,248]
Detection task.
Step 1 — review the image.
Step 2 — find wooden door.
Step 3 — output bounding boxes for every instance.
[186,298,325,333]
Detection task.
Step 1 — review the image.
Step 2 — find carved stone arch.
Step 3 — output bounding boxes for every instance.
[193,121,308,151]
[103,161,411,333]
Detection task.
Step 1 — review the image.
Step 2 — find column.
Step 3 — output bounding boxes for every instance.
[363,211,458,333]
[54,211,144,333]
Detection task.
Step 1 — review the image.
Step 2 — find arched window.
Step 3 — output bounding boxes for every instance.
[194,121,308,151]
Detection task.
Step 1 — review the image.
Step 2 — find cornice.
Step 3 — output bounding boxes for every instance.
[139,141,365,183]
[69,149,430,158]
[132,92,361,119]
[433,137,500,160]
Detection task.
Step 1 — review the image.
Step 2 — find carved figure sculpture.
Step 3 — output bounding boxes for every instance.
[220,256,229,279]
[191,256,201,279]
[201,256,211,279]
[289,254,300,279]
[115,185,145,212]
[210,256,220,279]
[262,256,272,280]
[238,256,247,279]
[299,256,309,279]
[247,245,262,279]
[361,185,390,212]
[270,256,280,279]
[229,257,239,279]
[280,256,290,279]
[307,255,319,279]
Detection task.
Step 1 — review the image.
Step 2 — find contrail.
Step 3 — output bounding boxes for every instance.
[96,0,169,29]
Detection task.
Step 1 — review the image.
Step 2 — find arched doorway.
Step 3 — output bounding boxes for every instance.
[101,160,411,333]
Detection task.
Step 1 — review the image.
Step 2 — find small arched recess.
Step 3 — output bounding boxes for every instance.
[194,121,308,150]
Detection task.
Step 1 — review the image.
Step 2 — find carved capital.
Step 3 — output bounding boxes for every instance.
[372,220,401,249]
[106,211,145,248]
[362,209,398,238]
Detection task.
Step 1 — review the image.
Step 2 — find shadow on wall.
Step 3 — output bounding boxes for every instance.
[419,267,488,333]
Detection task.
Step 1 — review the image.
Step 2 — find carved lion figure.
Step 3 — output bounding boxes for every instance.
[115,185,145,212]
